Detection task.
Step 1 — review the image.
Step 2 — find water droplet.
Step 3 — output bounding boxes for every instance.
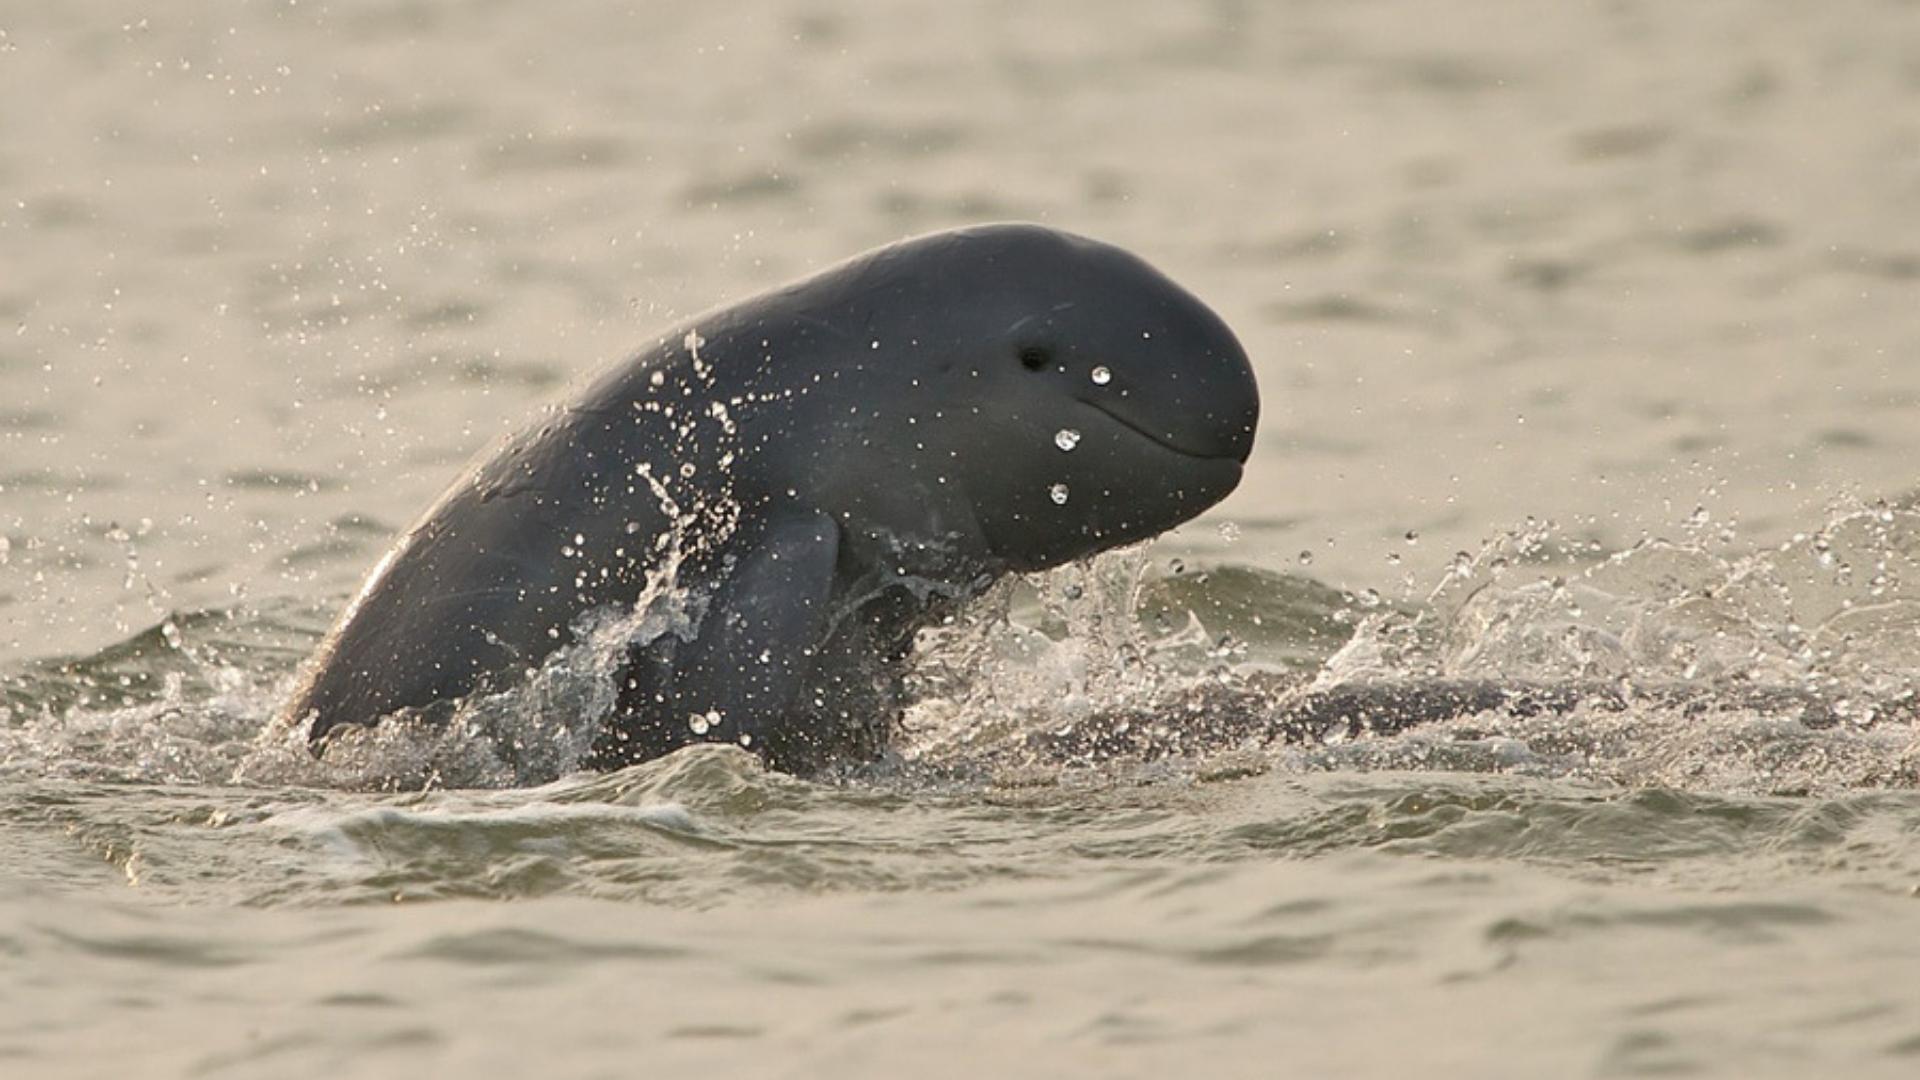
[1053,428,1081,452]
[1168,558,1186,575]
[1403,530,1419,544]
[160,621,183,649]
[649,370,665,388]
[1813,534,1835,567]
[1089,366,1111,386]
[1049,483,1070,505]
[689,709,720,736]
[1297,550,1313,566]
[1063,583,1084,600]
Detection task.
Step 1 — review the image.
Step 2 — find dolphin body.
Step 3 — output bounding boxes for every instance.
[285,224,1261,772]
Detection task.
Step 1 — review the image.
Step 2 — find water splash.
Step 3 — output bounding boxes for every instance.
[895,500,1920,794]
[899,548,1299,769]
[1328,499,1920,706]
[11,493,1920,795]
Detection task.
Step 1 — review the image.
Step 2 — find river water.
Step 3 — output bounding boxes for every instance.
[6,1,1920,1076]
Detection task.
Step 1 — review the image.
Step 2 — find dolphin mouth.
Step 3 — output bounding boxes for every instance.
[1079,399,1246,462]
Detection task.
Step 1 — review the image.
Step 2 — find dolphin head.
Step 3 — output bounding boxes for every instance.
[843,224,1260,573]
[726,224,1258,578]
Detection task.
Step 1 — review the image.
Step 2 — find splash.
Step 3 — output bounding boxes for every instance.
[1326,499,1920,708]
[239,581,708,791]
[896,501,1920,794]
[898,548,1296,768]
[1288,500,1920,792]
[0,565,712,791]
[11,495,1920,794]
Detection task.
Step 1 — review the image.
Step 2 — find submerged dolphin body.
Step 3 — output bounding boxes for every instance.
[285,224,1261,772]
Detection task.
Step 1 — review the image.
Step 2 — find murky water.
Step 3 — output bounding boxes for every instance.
[7,1,1920,1076]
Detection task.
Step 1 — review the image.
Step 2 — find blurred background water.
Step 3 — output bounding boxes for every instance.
[5,1,1920,1077]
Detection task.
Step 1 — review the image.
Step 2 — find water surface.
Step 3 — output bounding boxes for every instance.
[5,1,1920,1076]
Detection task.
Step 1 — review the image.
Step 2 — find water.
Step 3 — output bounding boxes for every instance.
[6,0,1920,1076]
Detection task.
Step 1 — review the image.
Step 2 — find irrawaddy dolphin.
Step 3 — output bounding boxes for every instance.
[283,223,1260,773]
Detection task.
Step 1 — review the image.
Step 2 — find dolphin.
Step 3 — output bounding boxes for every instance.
[284,224,1260,772]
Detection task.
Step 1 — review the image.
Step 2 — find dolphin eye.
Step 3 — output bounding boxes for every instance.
[1017,346,1053,372]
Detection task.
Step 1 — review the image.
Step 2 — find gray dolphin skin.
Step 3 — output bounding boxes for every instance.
[285,223,1260,772]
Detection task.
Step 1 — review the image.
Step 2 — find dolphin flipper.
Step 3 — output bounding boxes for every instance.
[596,508,843,766]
